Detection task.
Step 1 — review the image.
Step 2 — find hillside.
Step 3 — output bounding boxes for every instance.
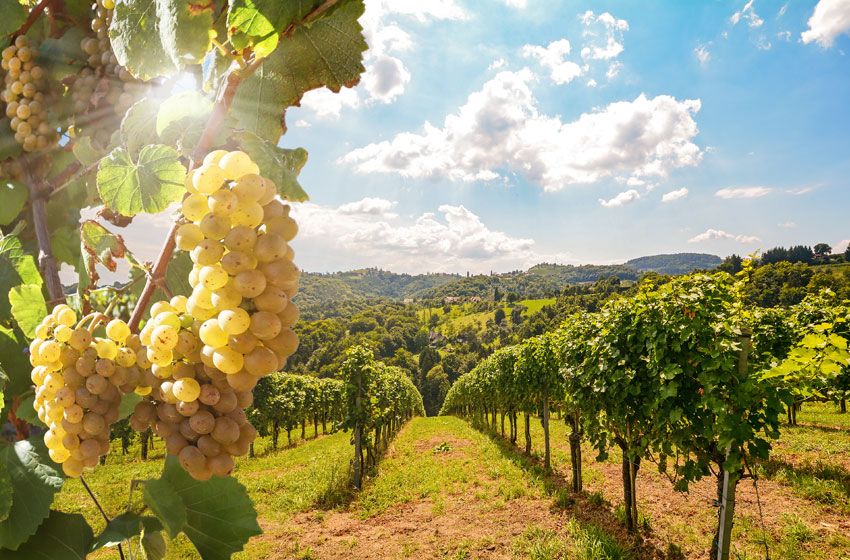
[625,253,721,274]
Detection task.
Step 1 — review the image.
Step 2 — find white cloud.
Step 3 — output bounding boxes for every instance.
[290,199,576,274]
[338,197,398,216]
[778,3,788,17]
[688,229,760,243]
[731,0,764,27]
[342,70,703,191]
[694,44,711,64]
[715,186,772,198]
[295,120,311,128]
[503,0,527,7]
[523,40,583,84]
[489,58,507,70]
[599,189,640,208]
[777,30,792,41]
[299,87,361,119]
[586,78,598,87]
[580,11,629,60]
[606,61,622,79]
[362,55,411,103]
[778,221,797,228]
[801,0,850,48]
[662,187,689,202]
[835,239,850,253]
[787,186,815,195]
[756,36,772,50]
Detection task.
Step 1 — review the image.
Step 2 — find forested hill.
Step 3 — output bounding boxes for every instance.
[295,264,641,319]
[625,253,721,275]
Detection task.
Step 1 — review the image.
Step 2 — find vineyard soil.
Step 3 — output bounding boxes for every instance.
[57,403,850,559]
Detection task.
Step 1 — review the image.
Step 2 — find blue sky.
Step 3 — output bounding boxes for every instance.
[115,0,850,278]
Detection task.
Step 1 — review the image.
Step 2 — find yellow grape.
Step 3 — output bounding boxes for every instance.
[258,178,277,206]
[150,301,176,317]
[207,189,238,217]
[199,214,231,240]
[199,319,227,348]
[105,319,130,343]
[170,295,188,313]
[151,325,178,350]
[202,150,228,167]
[173,377,202,402]
[55,306,77,327]
[229,201,263,228]
[176,223,204,251]
[182,193,210,221]
[54,324,72,343]
[153,312,181,330]
[184,169,199,194]
[199,266,229,291]
[211,285,242,310]
[39,340,61,362]
[223,226,257,252]
[212,348,243,375]
[217,308,250,335]
[218,151,258,180]
[231,174,265,202]
[192,164,226,194]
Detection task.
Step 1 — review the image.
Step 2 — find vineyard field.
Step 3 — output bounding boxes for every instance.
[57,403,850,559]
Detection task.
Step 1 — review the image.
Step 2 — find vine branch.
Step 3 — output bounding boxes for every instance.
[81,476,126,560]
[128,62,253,332]
[23,156,67,305]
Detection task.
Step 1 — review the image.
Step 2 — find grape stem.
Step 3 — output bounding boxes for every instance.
[10,0,51,39]
[127,57,262,332]
[81,475,127,560]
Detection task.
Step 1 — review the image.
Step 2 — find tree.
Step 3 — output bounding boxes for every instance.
[814,243,832,259]
[418,347,441,388]
[507,292,519,304]
[494,308,506,324]
[422,365,450,416]
[845,244,850,263]
[718,254,743,274]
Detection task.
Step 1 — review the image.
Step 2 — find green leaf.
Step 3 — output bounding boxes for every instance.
[227,0,355,59]
[236,131,309,201]
[143,476,186,539]
[97,145,186,216]
[0,438,66,550]
[230,0,367,141]
[81,221,128,286]
[0,325,32,396]
[0,0,27,37]
[14,395,46,429]
[0,119,23,161]
[144,455,261,558]
[142,530,167,560]
[110,0,215,80]
[0,180,28,226]
[155,90,231,151]
[90,512,162,551]
[0,230,43,319]
[0,460,11,522]
[3,511,93,559]
[71,136,103,167]
[50,225,82,271]
[39,28,88,80]
[121,99,161,157]
[9,284,47,339]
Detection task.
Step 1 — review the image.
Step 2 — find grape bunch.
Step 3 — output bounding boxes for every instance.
[129,149,301,480]
[31,307,148,477]
[1,35,59,152]
[70,0,150,147]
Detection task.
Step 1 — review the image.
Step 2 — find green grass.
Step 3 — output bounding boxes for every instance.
[796,401,850,429]
[55,429,353,559]
[511,522,629,560]
[434,298,556,332]
[357,416,542,517]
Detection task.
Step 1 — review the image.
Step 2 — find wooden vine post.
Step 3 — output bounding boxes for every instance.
[353,367,363,490]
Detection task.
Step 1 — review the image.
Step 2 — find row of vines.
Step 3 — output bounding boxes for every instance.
[440,269,850,558]
[0,0,387,558]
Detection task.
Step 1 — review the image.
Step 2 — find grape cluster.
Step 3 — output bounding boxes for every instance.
[70,0,150,147]
[130,150,301,480]
[31,307,147,477]
[1,36,59,152]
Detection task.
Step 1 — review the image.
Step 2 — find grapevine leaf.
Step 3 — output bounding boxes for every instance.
[121,99,161,157]
[0,0,27,37]
[72,136,103,167]
[142,530,168,560]
[81,220,128,286]
[0,438,66,550]
[9,284,47,339]
[143,476,186,539]
[230,0,367,141]
[166,250,194,297]
[97,145,186,216]
[0,230,42,318]
[14,395,46,429]
[39,28,88,80]
[0,180,28,226]
[90,512,162,551]
[0,325,31,396]
[145,455,261,558]
[0,459,11,522]
[50,225,82,272]
[227,0,356,59]
[110,0,214,80]
[236,131,309,201]
[156,90,218,150]
[0,119,23,161]
[3,511,93,560]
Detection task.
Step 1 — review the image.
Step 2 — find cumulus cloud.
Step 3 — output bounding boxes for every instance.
[731,0,764,27]
[688,229,760,243]
[342,70,703,191]
[523,40,583,84]
[290,199,575,273]
[662,187,689,202]
[606,61,622,79]
[694,44,710,64]
[599,189,640,208]
[801,0,850,47]
[299,87,361,120]
[835,239,850,253]
[580,10,629,60]
[715,186,772,198]
[586,78,598,87]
